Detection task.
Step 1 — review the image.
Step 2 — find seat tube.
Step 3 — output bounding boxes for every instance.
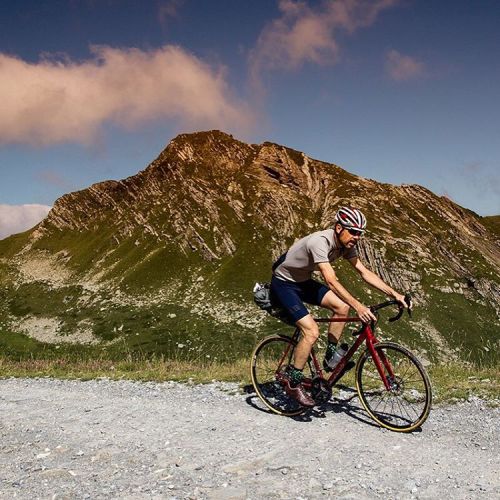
[282,327,302,368]
[292,327,301,343]
[277,340,294,373]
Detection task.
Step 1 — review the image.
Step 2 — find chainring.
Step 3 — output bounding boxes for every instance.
[310,377,332,404]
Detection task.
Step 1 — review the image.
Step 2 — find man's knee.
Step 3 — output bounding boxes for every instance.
[295,314,320,345]
[321,291,350,316]
[334,302,350,317]
[299,323,320,345]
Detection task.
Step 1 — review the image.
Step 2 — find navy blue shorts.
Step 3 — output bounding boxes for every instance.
[271,275,330,323]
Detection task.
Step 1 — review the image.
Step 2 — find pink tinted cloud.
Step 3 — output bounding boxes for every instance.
[250,0,399,84]
[36,169,74,191]
[386,49,425,81]
[0,204,51,239]
[0,45,253,146]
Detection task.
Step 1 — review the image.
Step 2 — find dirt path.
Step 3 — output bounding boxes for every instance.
[0,378,498,499]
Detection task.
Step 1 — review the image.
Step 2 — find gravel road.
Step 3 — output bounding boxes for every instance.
[0,378,498,499]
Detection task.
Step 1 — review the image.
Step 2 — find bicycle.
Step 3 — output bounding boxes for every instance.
[250,295,432,432]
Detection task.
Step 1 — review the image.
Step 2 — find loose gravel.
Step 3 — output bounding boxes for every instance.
[0,378,498,499]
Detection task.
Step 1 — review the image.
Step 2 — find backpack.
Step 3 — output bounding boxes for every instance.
[252,282,295,326]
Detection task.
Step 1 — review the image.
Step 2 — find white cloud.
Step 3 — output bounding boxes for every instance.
[0,45,253,146]
[386,49,425,81]
[250,0,399,86]
[0,204,51,240]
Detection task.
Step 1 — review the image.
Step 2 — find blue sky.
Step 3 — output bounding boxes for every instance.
[1,0,499,237]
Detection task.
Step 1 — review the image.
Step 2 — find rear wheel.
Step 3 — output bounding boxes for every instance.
[356,342,432,432]
[251,334,315,416]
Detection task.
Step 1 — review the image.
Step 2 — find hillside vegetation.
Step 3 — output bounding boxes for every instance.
[0,131,499,369]
[482,215,500,236]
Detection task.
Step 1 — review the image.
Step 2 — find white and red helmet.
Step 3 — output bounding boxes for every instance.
[335,207,367,232]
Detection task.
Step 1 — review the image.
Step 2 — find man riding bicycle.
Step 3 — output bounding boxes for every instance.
[271,207,408,407]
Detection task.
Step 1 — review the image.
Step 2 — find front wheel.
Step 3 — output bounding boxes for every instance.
[250,334,314,417]
[356,342,432,432]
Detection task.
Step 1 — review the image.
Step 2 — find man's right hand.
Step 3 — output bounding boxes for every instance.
[355,304,377,323]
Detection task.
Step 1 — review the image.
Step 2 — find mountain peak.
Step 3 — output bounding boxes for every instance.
[1,130,499,363]
[174,129,236,143]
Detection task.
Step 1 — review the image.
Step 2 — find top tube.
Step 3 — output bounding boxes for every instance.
[315,316,361,323]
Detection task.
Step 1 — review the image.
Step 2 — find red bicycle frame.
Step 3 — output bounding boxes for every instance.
[303,316,396,390]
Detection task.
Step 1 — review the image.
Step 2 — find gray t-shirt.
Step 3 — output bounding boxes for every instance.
[273,229,358,282]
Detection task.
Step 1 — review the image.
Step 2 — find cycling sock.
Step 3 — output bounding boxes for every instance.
[287,365,304,387]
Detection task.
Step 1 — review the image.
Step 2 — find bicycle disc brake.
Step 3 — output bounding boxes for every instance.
[310,377,332,404]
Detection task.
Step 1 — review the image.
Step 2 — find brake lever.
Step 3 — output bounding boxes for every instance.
[388,293,412,322]
[405,293,413,318]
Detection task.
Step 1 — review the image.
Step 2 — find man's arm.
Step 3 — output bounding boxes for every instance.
[317,262,377,323]
[348,257,407,307]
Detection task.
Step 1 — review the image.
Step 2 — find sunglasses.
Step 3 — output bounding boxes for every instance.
[346,228,364,237]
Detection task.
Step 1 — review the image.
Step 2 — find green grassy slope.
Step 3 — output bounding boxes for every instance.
[481,215,500,236]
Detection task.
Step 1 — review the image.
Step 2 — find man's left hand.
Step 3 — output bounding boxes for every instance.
[394,293,410,309]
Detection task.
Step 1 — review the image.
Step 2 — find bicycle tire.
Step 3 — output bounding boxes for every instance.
[356,342,432,432]
[250,334,314,417]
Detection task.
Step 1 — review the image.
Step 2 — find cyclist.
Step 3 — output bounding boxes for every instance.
[271,207,408,407]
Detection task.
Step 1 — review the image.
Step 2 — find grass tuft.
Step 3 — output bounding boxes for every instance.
[0,356,498,404]
[429,363,500,404]
[0,355,251,385]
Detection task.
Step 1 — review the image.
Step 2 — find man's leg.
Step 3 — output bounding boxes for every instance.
[320,290,354,374]
[279,313,317,408]
[320,290,350,343]
[293,314,320,369]
[270,276,318,370]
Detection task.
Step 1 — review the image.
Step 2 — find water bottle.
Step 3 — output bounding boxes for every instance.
[326,343,349,370]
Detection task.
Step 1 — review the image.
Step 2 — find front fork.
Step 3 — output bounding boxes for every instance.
[365,326,395,390]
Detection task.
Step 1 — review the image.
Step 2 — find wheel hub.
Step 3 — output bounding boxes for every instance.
[388,375,404,394]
